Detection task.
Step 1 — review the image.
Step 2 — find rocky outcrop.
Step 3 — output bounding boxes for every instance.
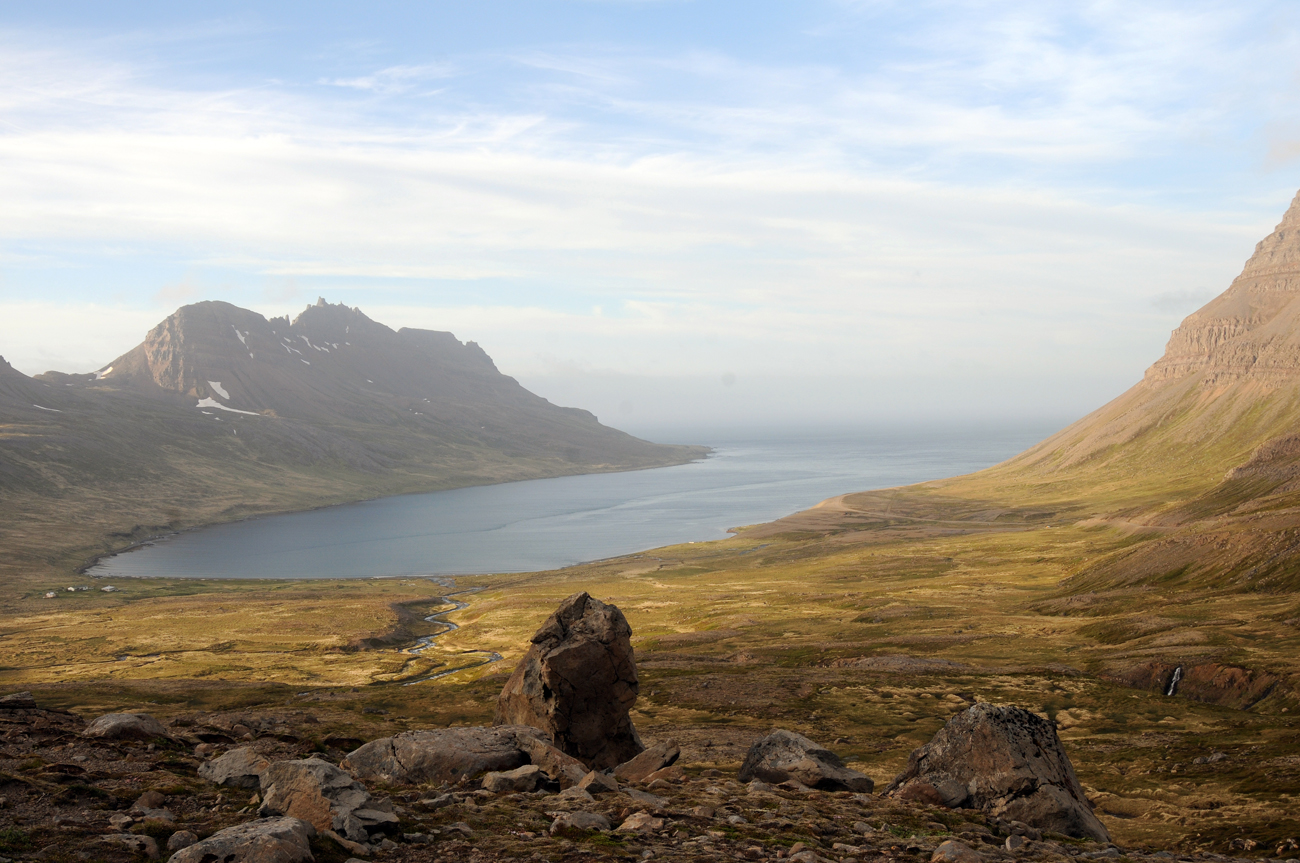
[167,817,315,863]
[515,731,588,787]
[83,712,169,741]
[738,730,874,792]
[257,758,398,844]
[342,725,551,786]
[1111,660,1279,710]
[886,703,1109,841]
[494,592,643,769]
[198,746,271,789]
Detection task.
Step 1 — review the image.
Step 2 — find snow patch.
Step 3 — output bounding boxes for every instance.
[94,366,113,380]
[207,380,229,399]
[195,397,260,416]
[300,359,311,365]
[32,404,61,412]
[232,325,247,346]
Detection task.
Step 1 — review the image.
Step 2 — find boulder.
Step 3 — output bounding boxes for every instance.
[481,764,543,794]
[577,770,619,795]
[166,831,198,853]
[0,691,37,710]
[738,730,875,792]
[199,746,271,789]
[342,725,548,786]
[932,839,984,863]
[83,712,169,740]
[494,592,643,769]
[258,757,398,844]
[550,811,612,834]
[515,731,588,787]
[885,703,1110,842]
[167,817,315,863]
[614,739,680,783]
[616,811,664,833]
[102,835,159,860]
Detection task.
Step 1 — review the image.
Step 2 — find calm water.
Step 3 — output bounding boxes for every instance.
[89,424,1057,579]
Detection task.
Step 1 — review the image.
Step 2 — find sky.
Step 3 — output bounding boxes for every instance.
[2,1,1299,437]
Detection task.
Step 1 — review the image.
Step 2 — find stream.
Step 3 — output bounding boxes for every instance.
[400,587,502,685]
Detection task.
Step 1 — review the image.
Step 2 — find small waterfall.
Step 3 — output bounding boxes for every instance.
[1165,665,1183,697]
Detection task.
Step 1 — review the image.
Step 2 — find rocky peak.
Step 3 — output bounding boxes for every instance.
[1147,190,1300,385]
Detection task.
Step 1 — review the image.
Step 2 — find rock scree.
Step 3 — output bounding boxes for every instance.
[493,591,644,769]
[886,702,1110,841]
[738,729,875,792]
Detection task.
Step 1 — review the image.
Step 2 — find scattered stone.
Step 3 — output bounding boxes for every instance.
[617,811,665,833]
[932,839,983,863]
[0,692,37,710]
[886,703,1110,842]
[615,739,681,783]
[482,764,544,794]
[324,829,372,856]
[102,835,158,860]
[1006,835,1026,851]
[108,813,133,830]
[853,821,874,834]
[626,788,668,809]
[578,770,619,795]
[515,732,588,787]
[258,757,398,844]
[82,712,169,740]
[133,790,166,811]
[550,811,612,833]
[166,831,198,853]
[342,725,548,785]
[199,745,271,788]
[494,591,644,769]
[739,729,875,792]
[168,817,315,863]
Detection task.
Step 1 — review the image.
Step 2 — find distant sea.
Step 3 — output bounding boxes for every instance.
[89,423,1060,580]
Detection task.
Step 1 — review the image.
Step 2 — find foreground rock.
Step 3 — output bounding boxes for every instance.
[481,764,544,793]
[343,725,552,786]
[886,703,1110,841]
[258,757,398,844]
[615,739,680,783]
[83,712,169,740]
[494,591,644,769]
[738,729,875,792]
[168,817,315,863]
[198,745,271,789]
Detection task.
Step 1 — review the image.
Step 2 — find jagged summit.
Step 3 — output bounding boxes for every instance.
[1148,190,1300,385]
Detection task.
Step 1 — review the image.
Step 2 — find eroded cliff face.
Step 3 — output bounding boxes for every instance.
[1148,191,1300,385]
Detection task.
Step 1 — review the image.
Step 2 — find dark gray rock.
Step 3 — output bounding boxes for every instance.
[166,817,314,863]
[494,592,643,769]
[738,729,874,792]
[198,746,270,789]
[886,703,1110,842]
[342,725,549,786]
[83,712,169,741]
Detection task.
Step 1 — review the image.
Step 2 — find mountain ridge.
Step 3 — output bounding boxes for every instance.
[0,299,706,584]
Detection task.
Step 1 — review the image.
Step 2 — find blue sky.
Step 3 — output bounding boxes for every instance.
[2,1,1299,433]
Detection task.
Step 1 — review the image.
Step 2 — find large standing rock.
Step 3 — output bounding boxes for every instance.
[493,591,643,769]
[885,703,1110,841]
[342,725,550,786]
[198,746,270,789]
[257,758,398,844]
[738,730,874,792]
[83,712,169,741]
[167,817,315,863]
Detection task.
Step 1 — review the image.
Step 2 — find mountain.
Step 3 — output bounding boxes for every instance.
[896,190,1300,593]
[0,299,705,583]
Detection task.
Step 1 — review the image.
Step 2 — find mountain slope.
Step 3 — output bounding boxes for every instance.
[0,299,705,584]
